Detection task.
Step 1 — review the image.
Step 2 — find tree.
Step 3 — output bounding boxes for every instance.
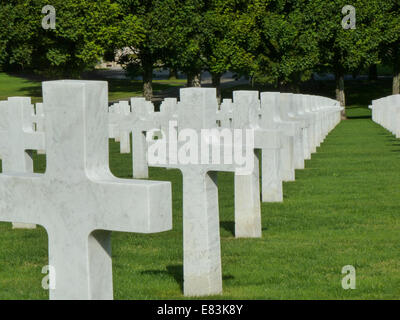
[307,0,385,117]
[116,0,173,100]
[0,0,127,77]
[246,0,319,92]
[379,1,400,94]
[159,0,205,88]
[0,1,38,71]
[162,0,256,98]
[200,0,256,99]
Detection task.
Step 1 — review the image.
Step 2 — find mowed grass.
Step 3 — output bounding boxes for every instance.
[0,72,185,103]
[0,105,400,299]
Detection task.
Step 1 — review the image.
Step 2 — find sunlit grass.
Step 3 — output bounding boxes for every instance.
[0,74,399,299]
[0,72,185,104]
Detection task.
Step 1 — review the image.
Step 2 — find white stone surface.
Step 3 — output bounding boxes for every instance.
[278,93,306,170]
[119,98,161,178]
[0,97,45,229]
[29,102,46,154]
[260,92,296,182]
[108,101,131,153]
[0,81,172,300]
[370,95,400,137]
[149,87,257,297]
[231,91,282,217]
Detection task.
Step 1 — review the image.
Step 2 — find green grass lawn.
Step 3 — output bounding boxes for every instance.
[0,105,399,299]
[0,72,399,299]
[0,72,185,103]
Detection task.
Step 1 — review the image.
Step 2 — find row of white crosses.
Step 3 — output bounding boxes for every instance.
[0,82,342,299]
[108,88,342,297]
[369,94,400,137]
[0,81,172,299]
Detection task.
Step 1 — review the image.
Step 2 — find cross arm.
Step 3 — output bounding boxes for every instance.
[254,129,281,149]
[91,178,172,234]
[23,131,45,151]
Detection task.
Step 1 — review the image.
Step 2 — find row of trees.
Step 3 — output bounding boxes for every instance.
[1,0,400,109]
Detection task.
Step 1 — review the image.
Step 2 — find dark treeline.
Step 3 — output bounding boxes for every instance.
[1,0,400,115]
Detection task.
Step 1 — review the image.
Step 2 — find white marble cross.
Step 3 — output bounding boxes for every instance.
[0,81,172,300]
[278,93,306,170]
[303,95,324,149]
[31,102,46,155]
[0,97,45,229]
[288,94,313,160]
[230,91,283,207]
[295,95,317,155]
[216,99,233,128]
[108,101,131,153]
[149,88,255,297]
[118,97,162,178]
[260,92,296,182]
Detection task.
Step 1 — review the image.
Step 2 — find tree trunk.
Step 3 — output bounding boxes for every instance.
[369,64,378,81]
[393,58,400,95]
[290,82,300,93]
[187,71,202,87]
[335,70,346,119]
[169,68,178,80]
[211,72,222,103]
[143,63,153,101]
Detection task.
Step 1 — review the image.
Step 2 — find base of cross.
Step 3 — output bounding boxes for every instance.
[12,222,37,229]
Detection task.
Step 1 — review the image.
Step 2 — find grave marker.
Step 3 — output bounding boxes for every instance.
[0,97,45,229]
[0,81,172,299]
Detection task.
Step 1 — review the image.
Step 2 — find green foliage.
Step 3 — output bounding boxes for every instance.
[306,0,388,74]
[2,0,400,92]
[247,0,319,87]
[0,0,141,77]
[378,1,400,71]
[160,0,257,79]
[115,0,172,77]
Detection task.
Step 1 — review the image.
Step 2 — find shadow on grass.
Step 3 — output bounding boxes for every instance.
[13,85,42,99]
[220,221,235,236]
[141,265,183,291]
[141,265,235,293]
[346,115,372,120]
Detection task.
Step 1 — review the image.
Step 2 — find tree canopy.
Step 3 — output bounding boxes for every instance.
[1,0,399,104]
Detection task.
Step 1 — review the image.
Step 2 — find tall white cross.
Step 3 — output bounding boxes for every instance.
[149,88,255,297]
[0,81,172,300]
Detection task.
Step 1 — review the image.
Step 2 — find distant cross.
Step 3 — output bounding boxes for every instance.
[119,98,161,179]
[277,93,305,170]
[0,97,45,229]
[0,81,172,300]
[231,91,282,214]
[260,92,296,182]
[108,101,131,153]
